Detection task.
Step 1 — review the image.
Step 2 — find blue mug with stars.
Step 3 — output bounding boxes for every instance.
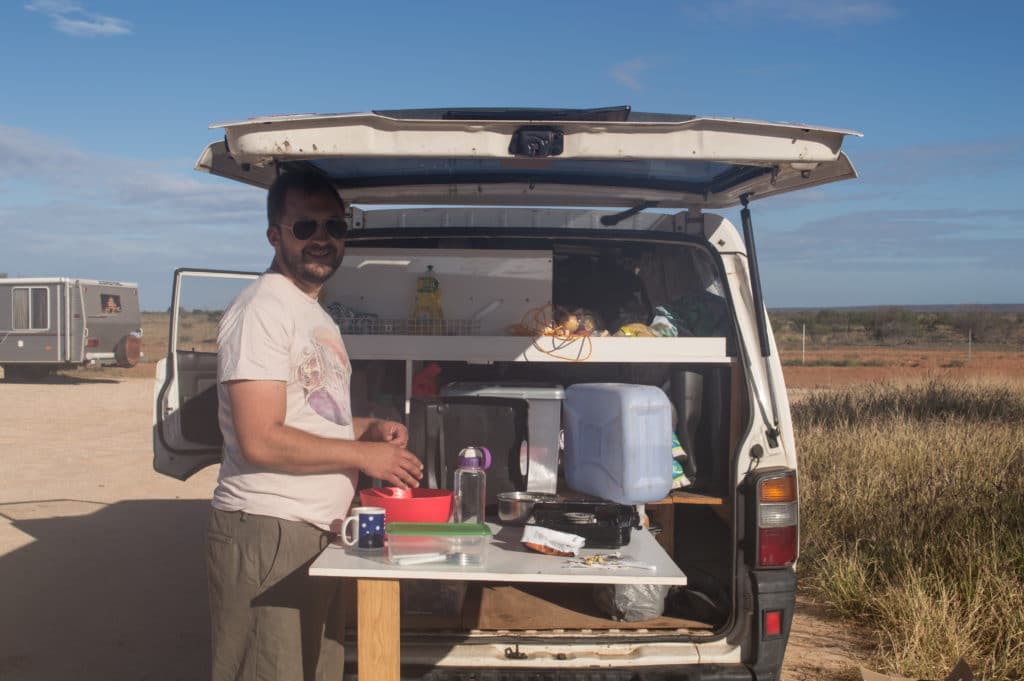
[341,506,386,551]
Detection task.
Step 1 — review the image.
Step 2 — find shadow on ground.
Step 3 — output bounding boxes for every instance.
[0,499,210,681]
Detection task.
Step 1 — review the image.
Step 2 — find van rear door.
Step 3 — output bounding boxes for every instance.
[153,269,257,479]
[196,108,860,209]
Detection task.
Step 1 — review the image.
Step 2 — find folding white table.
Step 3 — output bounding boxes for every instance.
[309,523,687,681]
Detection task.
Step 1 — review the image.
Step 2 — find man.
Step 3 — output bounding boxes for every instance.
[208,170,423,681]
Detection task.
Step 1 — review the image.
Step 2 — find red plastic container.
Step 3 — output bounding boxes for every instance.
[359,487,453,523]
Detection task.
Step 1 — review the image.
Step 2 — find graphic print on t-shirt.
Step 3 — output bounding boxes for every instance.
[294,327,352,425]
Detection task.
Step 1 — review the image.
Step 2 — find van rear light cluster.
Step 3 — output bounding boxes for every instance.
[757,473,798,567]
[86,338,99,348]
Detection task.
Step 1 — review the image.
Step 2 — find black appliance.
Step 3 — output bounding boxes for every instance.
[530,500,639,549]
[407,396,529,508]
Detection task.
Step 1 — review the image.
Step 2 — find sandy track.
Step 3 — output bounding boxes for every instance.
[0,377,870,681]
[1,377,218,681]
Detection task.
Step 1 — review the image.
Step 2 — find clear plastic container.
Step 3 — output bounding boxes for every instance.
[440,383,565,495]
[562,383,674,504]
[385,522,491,567]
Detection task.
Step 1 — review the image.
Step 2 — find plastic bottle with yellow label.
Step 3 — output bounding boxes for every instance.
[412,265,444,334]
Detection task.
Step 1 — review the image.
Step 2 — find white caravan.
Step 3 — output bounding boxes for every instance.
[0,277,142,380]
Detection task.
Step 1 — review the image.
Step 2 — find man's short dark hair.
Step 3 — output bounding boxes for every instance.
[267,170,345,227]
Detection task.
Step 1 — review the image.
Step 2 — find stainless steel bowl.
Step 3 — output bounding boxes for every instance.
[497,491,555,525]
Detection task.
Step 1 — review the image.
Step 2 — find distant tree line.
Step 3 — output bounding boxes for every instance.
[770,307,1024,346]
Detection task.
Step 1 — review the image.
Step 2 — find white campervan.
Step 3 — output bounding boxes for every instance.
[153,107,859,680]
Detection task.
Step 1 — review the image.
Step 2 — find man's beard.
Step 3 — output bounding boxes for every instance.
[280,245,343,285]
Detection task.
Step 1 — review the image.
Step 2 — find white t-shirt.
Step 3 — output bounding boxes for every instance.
[212,272,357,530]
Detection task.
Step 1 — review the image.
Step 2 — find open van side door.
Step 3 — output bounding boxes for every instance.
[153,269,258,480]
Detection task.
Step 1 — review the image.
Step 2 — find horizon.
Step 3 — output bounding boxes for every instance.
[120,302,1024,315]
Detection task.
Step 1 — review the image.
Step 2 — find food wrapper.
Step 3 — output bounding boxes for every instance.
[521,525,586,556]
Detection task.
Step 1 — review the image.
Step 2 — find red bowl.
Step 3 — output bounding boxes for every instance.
[359,487,453,523]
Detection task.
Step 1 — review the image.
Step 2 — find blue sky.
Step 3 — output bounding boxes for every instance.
[1,0,1022,310]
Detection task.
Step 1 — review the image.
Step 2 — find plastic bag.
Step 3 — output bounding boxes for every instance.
[594,583,670,622]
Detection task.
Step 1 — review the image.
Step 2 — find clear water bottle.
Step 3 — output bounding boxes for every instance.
[453,446,490,525]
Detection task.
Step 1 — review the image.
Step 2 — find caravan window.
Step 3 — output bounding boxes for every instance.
[12,287,49,330]
[102,294,122,314]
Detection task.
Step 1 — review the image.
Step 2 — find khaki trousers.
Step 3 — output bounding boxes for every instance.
[206,508,346,681]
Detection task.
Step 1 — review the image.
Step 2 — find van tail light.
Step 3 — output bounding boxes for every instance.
[757,472,798,568]
[759,476,795,502]
[86,338,99,348]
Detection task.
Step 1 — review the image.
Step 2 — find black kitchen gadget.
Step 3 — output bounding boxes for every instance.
[407,395,530,508]
[530,501,640,549]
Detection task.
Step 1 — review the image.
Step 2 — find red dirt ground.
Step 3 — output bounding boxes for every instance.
[781,347,1024,388]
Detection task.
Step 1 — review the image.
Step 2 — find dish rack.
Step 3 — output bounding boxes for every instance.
[338,318,481,336]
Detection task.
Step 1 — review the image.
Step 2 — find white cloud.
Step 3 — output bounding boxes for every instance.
[0,124,266,307]
[758,208,1024,271]
[855,138,1024,186]
[610,58,652,91]
[25,0,79,12]
[25,0,131,37]
[688,0,896,26]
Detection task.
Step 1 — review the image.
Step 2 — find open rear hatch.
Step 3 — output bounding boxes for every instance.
[197,106,859,209]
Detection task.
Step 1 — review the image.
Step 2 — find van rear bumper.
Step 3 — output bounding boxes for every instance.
[339,568,797,681]
[388,665,756,681]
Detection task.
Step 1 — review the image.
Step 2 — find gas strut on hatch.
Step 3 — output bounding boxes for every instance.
[740,193,782,448]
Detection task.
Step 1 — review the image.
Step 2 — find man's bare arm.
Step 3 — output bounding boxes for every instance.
[227,380,422,487]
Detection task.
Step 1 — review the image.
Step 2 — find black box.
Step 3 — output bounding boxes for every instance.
[407,396,530,508]
[530,500,640,549]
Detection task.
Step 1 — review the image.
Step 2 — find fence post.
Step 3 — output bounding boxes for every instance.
[968,329,972,363]
[801,324,806,365]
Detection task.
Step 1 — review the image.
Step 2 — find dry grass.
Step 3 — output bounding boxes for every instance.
[795,379,1024,680]
[139,311,217,361]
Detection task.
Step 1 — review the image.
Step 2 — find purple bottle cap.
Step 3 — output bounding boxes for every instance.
[458,446,491,470]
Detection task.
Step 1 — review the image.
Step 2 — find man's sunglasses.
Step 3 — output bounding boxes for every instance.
[278,218,349,240]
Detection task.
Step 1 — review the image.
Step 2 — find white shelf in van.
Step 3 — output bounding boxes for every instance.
[343,335,730,363]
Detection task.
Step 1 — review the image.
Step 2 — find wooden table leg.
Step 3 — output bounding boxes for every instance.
[357,578,400,681]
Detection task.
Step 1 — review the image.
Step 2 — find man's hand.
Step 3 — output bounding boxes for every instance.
[360,419,409,447]
[360,442,423,489]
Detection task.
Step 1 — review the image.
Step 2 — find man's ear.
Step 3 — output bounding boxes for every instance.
[267,225,280,248]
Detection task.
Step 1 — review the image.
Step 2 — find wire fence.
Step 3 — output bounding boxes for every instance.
[776,324,1024,367]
